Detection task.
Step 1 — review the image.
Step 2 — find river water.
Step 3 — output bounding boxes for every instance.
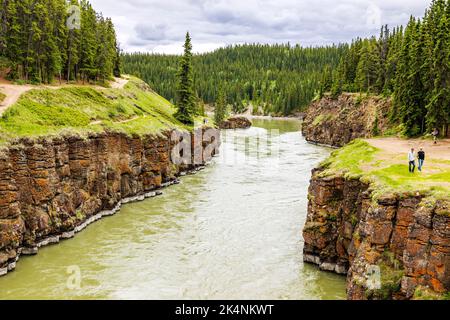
[0,119,346,300]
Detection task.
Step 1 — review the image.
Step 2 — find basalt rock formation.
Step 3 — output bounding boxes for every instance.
[303,167,450,300]
[302,94,391,147]
[0,128,219,276]
[219,117,252,130]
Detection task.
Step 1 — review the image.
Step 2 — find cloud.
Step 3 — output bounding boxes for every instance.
[89,0,431,54]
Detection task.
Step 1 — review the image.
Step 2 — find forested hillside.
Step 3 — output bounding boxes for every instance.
[325,0,449,137]
[123,44,346,115]
[0,0,120,84]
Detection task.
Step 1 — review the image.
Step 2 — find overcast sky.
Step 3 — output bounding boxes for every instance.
[89,0,430,54]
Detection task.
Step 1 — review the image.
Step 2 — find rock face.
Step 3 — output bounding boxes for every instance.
[219,117,252,130]
[0,128,219,276]
[303,168,450,300]
[302,94,391,147]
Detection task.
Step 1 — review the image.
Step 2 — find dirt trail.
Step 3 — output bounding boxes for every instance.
[0,84,34,115]
[110,76,129,89]
[366,137,450,161]
[0,77,129,116]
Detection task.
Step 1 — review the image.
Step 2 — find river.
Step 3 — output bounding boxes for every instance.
[0,119,346,300]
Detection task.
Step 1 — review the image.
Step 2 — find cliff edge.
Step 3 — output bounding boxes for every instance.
[303,139,450,300]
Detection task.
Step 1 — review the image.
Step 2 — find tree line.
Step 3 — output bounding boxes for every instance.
[123,44,346,116]
[325,0,449,137]
[0,0,121,84]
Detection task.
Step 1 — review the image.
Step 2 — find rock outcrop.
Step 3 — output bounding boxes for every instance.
[219,117,252,130]
[303,168,450,300]
[0,128,219,276]
[302,94,391,147]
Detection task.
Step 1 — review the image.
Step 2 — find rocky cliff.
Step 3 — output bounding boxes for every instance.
[219,117,252,130]
[0,128,219,276]
[302,94,392,147]
[303,168,450,300]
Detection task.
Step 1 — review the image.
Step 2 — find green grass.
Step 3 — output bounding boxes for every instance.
[0,91,5,103]
[320,139,450,199]
[320,140,379,178]
[0,77,203,145]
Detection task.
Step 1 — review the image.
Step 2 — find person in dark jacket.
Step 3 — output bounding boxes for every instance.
[418,148,425,172]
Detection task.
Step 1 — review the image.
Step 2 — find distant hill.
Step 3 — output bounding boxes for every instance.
[123,44,346,116]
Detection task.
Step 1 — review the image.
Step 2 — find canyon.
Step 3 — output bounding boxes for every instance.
[0,128,219,277]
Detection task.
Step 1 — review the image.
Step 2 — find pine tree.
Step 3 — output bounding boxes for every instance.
[425,4,449,135]
[66,0,81,82]
[113,43,122,78]
[376,25,390,93]
[355,38,381,92]
[175,32,196,125]
[214,86,227,125]
[319,64,333,97]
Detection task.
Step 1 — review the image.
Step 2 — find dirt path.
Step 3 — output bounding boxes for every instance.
[110,76,129,89]
[0,77,130,116]
[0,84,34,115]
[366,137,450,161]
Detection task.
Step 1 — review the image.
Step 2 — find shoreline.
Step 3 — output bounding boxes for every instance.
[244,115,303,121]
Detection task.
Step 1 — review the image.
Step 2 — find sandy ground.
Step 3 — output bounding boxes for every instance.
[366,137,450,161]
[0,77,129,116]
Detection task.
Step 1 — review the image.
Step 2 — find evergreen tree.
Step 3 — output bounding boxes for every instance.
[113,43,122,77]
[214,86,227,125]
[425,3,449,135]
[0,0,119,84]
[319,64,333,97]
[175,32,196,125]
[355,38,381,92]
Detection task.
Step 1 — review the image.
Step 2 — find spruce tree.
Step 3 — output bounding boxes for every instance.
[426,6,449,135]
[113,44,122,78]
[175,32,196,125]
[214,86,227,125]
[355,38,380,92]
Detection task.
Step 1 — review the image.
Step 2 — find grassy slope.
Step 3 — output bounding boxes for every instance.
[0,77,204,145]
[320,140,450,201]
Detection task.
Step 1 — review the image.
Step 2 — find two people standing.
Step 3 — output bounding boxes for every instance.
[408,148,426,173]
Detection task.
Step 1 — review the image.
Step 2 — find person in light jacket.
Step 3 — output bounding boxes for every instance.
[408,148,416,173]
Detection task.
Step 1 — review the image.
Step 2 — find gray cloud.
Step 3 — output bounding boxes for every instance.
[89,0,431,54]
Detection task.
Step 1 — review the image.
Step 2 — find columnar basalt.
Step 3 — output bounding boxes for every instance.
[0,128,219,276]
[303,167,450,300]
